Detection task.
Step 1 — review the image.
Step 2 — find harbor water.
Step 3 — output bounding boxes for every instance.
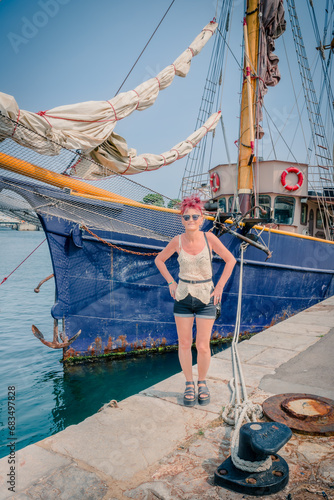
[0,230,228,460]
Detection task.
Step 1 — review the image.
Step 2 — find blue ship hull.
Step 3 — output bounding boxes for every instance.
[2,177,333,361]
[40,209,334,361]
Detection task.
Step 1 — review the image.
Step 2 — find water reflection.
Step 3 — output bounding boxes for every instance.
[0,231,230,460]
[49,351,182,433]
[49,344,228,433]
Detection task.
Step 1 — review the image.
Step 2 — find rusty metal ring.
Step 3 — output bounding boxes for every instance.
[263,393,334,435]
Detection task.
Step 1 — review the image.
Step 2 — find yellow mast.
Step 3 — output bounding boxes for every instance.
[237,0,260,214]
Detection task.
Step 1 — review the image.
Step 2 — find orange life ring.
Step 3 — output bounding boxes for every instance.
[210,172,220,193]
[281,167,303,192]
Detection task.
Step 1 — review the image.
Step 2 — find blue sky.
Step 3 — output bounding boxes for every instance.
[0,0,332,198]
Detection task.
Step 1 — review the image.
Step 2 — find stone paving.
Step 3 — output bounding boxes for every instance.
[0,296,333,499]
[124,389,334,500]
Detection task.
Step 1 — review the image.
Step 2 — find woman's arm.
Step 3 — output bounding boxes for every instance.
[154,236,179,298]
[206,231,237,304]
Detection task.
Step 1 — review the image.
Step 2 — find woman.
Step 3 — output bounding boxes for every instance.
[155,195,236,406]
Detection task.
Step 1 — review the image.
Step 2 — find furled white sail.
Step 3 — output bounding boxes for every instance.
[0,21,218,177]
[71,111,221,177]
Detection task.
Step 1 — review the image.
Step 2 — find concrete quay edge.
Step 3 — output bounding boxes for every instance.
[0,296,333,499]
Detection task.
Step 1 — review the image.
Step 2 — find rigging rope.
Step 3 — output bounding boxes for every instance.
[307,0,334,126]
[280,37,310,164]
[0,238,46,285]
[114,0,176,96]
[217,26,242,70]
[263,109,277,161]
[180,0,233,198]
[222,243,272,473]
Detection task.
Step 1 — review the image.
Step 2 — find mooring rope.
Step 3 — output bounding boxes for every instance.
[222,243,272,473]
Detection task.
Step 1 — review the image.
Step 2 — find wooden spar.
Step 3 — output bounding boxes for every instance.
[0,152,136,203]
[243,20,255,150]
[0,152,179,214]
[237,0,260,214]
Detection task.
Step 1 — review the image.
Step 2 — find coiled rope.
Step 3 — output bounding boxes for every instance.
[222,243,272,473]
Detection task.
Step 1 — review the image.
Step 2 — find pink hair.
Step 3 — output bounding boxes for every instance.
[180,195,203,215]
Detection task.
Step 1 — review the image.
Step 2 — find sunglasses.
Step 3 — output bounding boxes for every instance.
[182,214,201,221]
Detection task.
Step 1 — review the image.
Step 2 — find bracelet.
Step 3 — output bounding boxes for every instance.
[168,280,175,286]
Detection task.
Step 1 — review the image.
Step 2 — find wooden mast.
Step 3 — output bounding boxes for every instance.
[237,0,260,214]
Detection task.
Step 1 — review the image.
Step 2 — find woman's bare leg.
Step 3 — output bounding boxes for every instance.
[195,317,215,381]
[174,316,194,382]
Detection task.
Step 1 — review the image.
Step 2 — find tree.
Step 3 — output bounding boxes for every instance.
[142,193,165,207]
[167,199,181,209]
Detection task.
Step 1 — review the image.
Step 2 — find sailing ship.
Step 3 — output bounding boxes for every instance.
[0,0,333,362]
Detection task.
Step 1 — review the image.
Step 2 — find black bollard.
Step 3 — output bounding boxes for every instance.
[214,421,292,496]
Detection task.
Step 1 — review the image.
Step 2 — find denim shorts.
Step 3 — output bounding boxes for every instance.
[173,293,216,319]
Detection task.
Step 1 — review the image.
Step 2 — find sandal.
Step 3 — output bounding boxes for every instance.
[197,380,210,406]
[183,381,196,406]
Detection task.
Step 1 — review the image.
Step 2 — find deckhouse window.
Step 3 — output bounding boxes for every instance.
[228,196,237,212]
[274,196,295,225]
[316,208,324,229]
[258,195,271,219]
[300,204,308,225]
[218,197,226,211]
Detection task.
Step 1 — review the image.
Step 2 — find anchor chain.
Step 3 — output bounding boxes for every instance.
[81,225,159,256]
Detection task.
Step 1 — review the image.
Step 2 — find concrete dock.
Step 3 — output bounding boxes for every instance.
[1,296,334,499]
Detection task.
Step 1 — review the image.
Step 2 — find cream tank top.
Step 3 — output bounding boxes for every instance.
[175,234,213,304]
